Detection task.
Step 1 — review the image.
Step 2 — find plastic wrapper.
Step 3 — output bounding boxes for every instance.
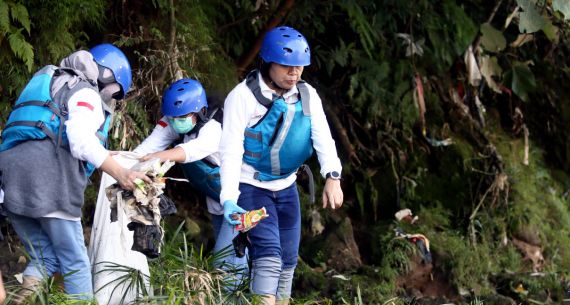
[106,158,176,258]
[234,207,269,232]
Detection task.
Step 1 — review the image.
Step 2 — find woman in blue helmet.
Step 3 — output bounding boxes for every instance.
[219,26,344,304]
[133,78,248,288]
[0,43,151,302]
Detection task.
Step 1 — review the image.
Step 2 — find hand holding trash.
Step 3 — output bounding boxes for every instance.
[100,154,151,191]
[234,207,269,232]
[105,158,177,258]
[223,200,246,225]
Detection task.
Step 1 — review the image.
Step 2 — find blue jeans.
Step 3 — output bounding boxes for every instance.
[237,183,300,299]
[8,212,93,299]
[211,214,249,290]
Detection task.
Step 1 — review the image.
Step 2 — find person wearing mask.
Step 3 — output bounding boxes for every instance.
[134,78,248,288]
[219,26,344,304]
[0,43,151,302]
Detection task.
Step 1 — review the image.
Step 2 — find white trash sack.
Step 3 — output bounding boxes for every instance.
[88,154,151,305]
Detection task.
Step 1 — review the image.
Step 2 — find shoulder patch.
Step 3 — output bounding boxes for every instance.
[77,101,94,111]
[158,120,168,128]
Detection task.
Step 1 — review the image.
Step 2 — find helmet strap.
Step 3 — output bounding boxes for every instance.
[196,107,208,122]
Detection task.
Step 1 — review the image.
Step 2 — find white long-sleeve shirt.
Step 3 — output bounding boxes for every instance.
[65,88,110,167]
[134,117,223,214]
[219,72,342,204]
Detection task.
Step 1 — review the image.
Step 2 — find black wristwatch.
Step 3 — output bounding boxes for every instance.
[326,171,341,180]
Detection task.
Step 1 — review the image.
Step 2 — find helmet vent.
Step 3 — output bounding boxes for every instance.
[283,47,293,53]
[305,48,309,53]
[177,88,185,91]
[283,34,290,37]
[174,100,183,106]
[183,81,190,84]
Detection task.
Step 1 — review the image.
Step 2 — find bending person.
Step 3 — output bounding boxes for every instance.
[219,26,344,304]
[133,78,248,288]
[0,44,151,302]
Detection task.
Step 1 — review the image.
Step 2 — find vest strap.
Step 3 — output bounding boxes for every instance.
[297,81,311,116]
[299,164,315,204]
[5,120,58,144]
[244,130,262,140]
[10,100,67,149]
[245,70,273,108]
[244,150,261,158]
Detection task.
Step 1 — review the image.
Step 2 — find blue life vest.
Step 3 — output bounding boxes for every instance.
[178,108,223,200]
[243,70,313,181]
[0,65,111,177]
[1,66,68,151]
[180,159,221,201]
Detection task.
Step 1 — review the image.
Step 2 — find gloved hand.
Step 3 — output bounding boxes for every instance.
[223,200,246,225]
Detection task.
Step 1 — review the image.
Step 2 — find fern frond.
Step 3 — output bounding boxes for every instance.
[7,28,33,71]
[0,1,9,35]
[339,1,377,59]
[9,2,30,34]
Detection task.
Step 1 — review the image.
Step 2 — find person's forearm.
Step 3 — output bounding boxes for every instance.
[151,147,186,163]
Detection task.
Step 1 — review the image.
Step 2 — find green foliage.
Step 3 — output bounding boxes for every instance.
[0,1,33,72]
[0,0,104,101]
[140,222,250,304]
[503,62,537,102]
[553,0,570,20]
[7,28,33,71]
[480,23,506,53]
[109,99,153,151]
[517,0,547,33]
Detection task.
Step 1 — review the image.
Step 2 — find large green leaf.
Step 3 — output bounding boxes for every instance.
[553,0,570,20]
[480,23,506,52]
[517,0,546,33]
[542,19,559,42]
[504,63,536,102]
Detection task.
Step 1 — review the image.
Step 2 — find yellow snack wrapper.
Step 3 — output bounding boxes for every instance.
[234,207,269,232]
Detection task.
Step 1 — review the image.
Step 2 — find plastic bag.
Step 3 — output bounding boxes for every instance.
[88,154,152,305]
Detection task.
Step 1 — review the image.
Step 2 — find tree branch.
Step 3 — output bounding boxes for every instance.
[323,100,361,166]
[236,0,295,76]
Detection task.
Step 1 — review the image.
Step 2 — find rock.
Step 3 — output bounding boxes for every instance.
[323,217,362,272]
[513,224,541,246]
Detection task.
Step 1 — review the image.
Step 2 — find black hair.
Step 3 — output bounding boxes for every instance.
[259,60,272,80]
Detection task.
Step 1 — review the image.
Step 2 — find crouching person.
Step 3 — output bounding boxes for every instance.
[133,79,248,290]
[0,43,151,302]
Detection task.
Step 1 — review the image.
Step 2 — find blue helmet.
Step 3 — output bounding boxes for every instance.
[90,43,132,99]
[260,26,311,66]
[162,79,208,117]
